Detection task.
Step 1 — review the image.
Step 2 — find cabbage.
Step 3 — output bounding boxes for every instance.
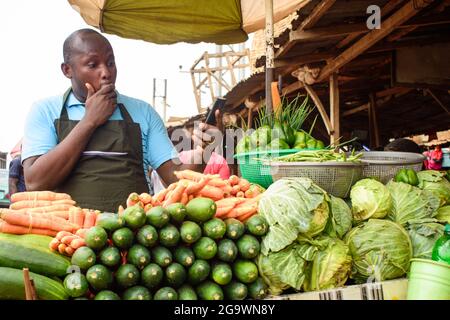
[344,219,412,282]
[350,179,392,222]
[302,237,352,292]
[324,196,353,239]
[417,170,450,206]
[436,206,450,223]
[406,222,444,259]
[258,178,330,253]
[386,181,440,225]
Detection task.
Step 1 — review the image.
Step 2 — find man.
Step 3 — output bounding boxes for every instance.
[9,155,26,196]
[22,29,221,212]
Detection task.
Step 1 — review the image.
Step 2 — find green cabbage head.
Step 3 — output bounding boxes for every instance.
[344,219,412,283]
[350,179,392,221]
[406,222,444,259]
[324,196,353,239]
[417,170,450,206]
[436,206,450,224]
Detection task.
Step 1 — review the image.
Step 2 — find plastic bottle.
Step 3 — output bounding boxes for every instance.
[431,223,450,264]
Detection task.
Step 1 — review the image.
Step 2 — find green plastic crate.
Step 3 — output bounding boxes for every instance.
[234,149,302,189]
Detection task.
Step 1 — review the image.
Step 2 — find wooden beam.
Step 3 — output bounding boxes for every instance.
[298,0,336,30]
[191,64,249,73]
[330,72,340,145]
[318,0,434,82]
[304,83,333,135]
[427,89,450,116]
[369,93,381,148]
[203,53,216,103]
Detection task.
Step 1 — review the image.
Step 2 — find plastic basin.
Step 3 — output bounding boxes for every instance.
[407,258,450,300]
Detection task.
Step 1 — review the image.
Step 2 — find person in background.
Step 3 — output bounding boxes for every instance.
[424,145,443,170]
[384,138,422,154]
[8,155,26,196]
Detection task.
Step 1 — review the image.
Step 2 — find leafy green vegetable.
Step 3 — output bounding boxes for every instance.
[258,178,330,254]
[436,206,450,224]
[417,170,450,206]
[324,196,353,239]
[344,219,412,283]
[350,179,392,222]
[406,222,444,259]
[386,181,440,225]
[302,237,352,292]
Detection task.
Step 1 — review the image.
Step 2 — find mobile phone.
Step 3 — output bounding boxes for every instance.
[205,97,226,126]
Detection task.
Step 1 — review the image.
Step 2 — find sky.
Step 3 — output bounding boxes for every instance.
[0,1,251,156]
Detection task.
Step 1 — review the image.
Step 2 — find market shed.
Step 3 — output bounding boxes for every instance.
[223,0,450,148]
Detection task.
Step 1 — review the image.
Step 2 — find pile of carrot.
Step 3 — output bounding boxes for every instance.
[0,191,100,237]
[124,170,263,222]
[49,230,87,257]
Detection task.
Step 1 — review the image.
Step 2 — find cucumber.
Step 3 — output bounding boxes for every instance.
[196,281,224,300]
[159,224,180,247]
[98,247,121,268]
[165,262,187,288]
[233,260,258,284]
[85,226,108,251]
[180,221,202,244]
[211,263,232,286]
[0,234,53,250]
[193,237,217,260]
[112,227,134,249]
[187,260,211,285]
[136,225,158,248]
[217,239,238,263]
[225,218,245,240]
[141,263,164,289]
[236,234,260,259]
[123,206,147,230]
[146,206,170,228]
[63,273,89,298]
[0,267,68,300]
[154,287,178,300]
[86,264,113,291]
[203,218,226,240]
[128,244,151,270]
[0,235,71,277]
[174,246,195,268]
[115,264,140,289]
[71,246,97,271]
[248,277,268,299]
[245,215,269,236]
[151,246,173,268]
[123,286,152,300]
[166,203,187,224]
[178,284,198,300]
[95,213,125,232]
[95,290,120,300]
[224,281,248,300]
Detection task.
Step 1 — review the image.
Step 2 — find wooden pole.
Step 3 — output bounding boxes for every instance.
[369,93,380,148]
[265,0,274,114]
[330,72,340,146]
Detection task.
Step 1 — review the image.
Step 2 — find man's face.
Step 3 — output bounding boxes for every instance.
[62,34,117,100]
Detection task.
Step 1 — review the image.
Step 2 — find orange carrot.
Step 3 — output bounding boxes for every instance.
[61,235,79,245]
[154,189,169,203]
[27,204,75,213]
[238,179,251,192]
[228,175,240,186]
[11,191,71,203]
[139,193,152,205]
[237,210,257,222]
[208,178,228,188]
[56,231,73,240]
[227,205,257,219]
[64,246,75,256]
[118,205,125,216]
[144,203,152,212]
[68,209,75,224]
[58,243,67,255]
[216,198,245,208]
[75,228,88,239]
[49,211,70,220]
[0,211,77,232]
[186,177,210,195]
[188,195,194,201]
[73,208,85,229]
[215,205,234,218]
[236,191,245,198]
[164,184,187,207]
[231,185,241,196]
[0,220,58,236]
[244,189,255,198]
[199,185,224,201]
[10,200,53,210]
[83,210,97,229]
[174,170,205,182]
[70,238,86,250]
[236,194,262,207]
[180,192,189,205]
[52,200,76,206]
[222,185,233,194]
[49,238,60,251]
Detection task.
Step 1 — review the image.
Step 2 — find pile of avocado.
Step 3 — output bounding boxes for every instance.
[63,197,269,300]
[236,121,325,154]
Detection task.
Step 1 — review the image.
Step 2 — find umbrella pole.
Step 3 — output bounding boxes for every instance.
[265,0,274,114]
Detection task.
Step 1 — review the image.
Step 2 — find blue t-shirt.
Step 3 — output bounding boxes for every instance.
[9,157,26,192]
[22,91,177,184]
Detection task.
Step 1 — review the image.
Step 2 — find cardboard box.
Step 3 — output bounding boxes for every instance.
[266,278,408,300]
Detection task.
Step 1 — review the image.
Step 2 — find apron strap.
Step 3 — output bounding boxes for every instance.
[117,104,134,123]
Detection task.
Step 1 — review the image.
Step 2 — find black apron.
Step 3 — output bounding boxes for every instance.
[54,89,149,212]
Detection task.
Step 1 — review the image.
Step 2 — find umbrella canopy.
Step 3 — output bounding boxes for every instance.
[68,0,309,44]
